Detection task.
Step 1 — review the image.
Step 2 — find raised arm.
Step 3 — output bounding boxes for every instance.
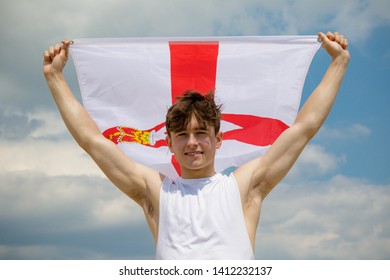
[43,41,104,151]
[42,41,162,212]
[236,32,350,202]
[294,32,350,138]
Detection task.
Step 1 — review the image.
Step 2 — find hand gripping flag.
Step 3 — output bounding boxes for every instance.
[69,36,321,178]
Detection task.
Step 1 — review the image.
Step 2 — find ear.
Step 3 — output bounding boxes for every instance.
[215,131,223,149]
[166,135,174,153]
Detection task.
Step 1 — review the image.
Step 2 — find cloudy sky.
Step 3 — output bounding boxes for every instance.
[0,0,389,260]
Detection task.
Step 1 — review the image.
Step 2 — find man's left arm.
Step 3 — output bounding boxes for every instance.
[236,32,350,202]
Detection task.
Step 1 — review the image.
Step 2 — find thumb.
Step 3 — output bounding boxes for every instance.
[60,40,72,62]
[61,40,73,48]
[317,32,330,44]
[318,32,336,55]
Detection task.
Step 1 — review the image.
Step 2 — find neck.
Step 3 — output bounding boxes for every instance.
[180,167,216,179]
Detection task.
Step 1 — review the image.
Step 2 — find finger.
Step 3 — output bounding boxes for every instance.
[54,44,61,56]
[49,45,55,60]
[318,31,334,46]
[343,38,349,49]
[61,40,72,48]
[340,37,348,49]
[326,31,335,41]
[60,40,71,61]
[334,32,341,43]
[318,31,338,55]
[61,40,73,57]
[43,50,51,63]
[340,36,346,47]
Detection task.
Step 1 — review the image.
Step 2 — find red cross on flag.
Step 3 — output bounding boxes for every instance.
[69,36,320,178]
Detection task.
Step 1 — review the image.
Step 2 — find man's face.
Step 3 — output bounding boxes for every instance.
[166,115,222,179]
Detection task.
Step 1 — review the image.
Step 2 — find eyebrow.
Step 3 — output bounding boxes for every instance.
[195,126,208,131]
[175,125,209,134]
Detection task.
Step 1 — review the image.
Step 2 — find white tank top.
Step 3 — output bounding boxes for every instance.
[156,173,254,259]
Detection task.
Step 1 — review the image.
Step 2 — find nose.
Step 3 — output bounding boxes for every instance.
[187,133,198,148]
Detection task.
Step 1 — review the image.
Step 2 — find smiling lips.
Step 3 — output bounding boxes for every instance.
[185,151,203,156]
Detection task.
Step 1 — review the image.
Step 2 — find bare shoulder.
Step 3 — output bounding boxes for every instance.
[234,123,311,205]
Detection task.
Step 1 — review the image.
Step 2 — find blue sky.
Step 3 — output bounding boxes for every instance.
[0,0,389,260]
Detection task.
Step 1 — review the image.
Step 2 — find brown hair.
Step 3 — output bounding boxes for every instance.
[165,90,222,135]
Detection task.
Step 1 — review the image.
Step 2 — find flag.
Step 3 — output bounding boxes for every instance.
[69,36,320,178]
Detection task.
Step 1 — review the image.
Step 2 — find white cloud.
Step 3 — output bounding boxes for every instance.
[318,123,372,140]
[3,0,389,41]
[0,171,144,232]
[257,175,390,259]
[326,0,390,41]
[252,0,390,41]
[0,169,155,259]
[27,110,69,139]
[0,108,106,177]
[286,144,345,181]
[0,0,389,260]
[0,138,103,177]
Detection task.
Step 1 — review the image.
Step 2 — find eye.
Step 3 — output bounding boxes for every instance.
[177,132,187,137]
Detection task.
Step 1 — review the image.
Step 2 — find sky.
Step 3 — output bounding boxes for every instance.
[0,0,389,260]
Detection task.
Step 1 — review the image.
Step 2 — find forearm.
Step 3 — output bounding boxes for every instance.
[295,55,349,137]
[45,72,101,150]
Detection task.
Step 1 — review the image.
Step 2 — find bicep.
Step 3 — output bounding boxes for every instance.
[86,135,161,205]
[252,124,311,197]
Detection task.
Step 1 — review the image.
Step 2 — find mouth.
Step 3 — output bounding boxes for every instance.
[184,151,203,156]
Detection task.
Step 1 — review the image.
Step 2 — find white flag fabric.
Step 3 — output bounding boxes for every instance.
[69,36,320,178]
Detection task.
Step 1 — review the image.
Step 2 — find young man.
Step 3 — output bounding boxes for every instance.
[43,31,349,259]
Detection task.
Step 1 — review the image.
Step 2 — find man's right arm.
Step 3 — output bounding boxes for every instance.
[42,41,163,209]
